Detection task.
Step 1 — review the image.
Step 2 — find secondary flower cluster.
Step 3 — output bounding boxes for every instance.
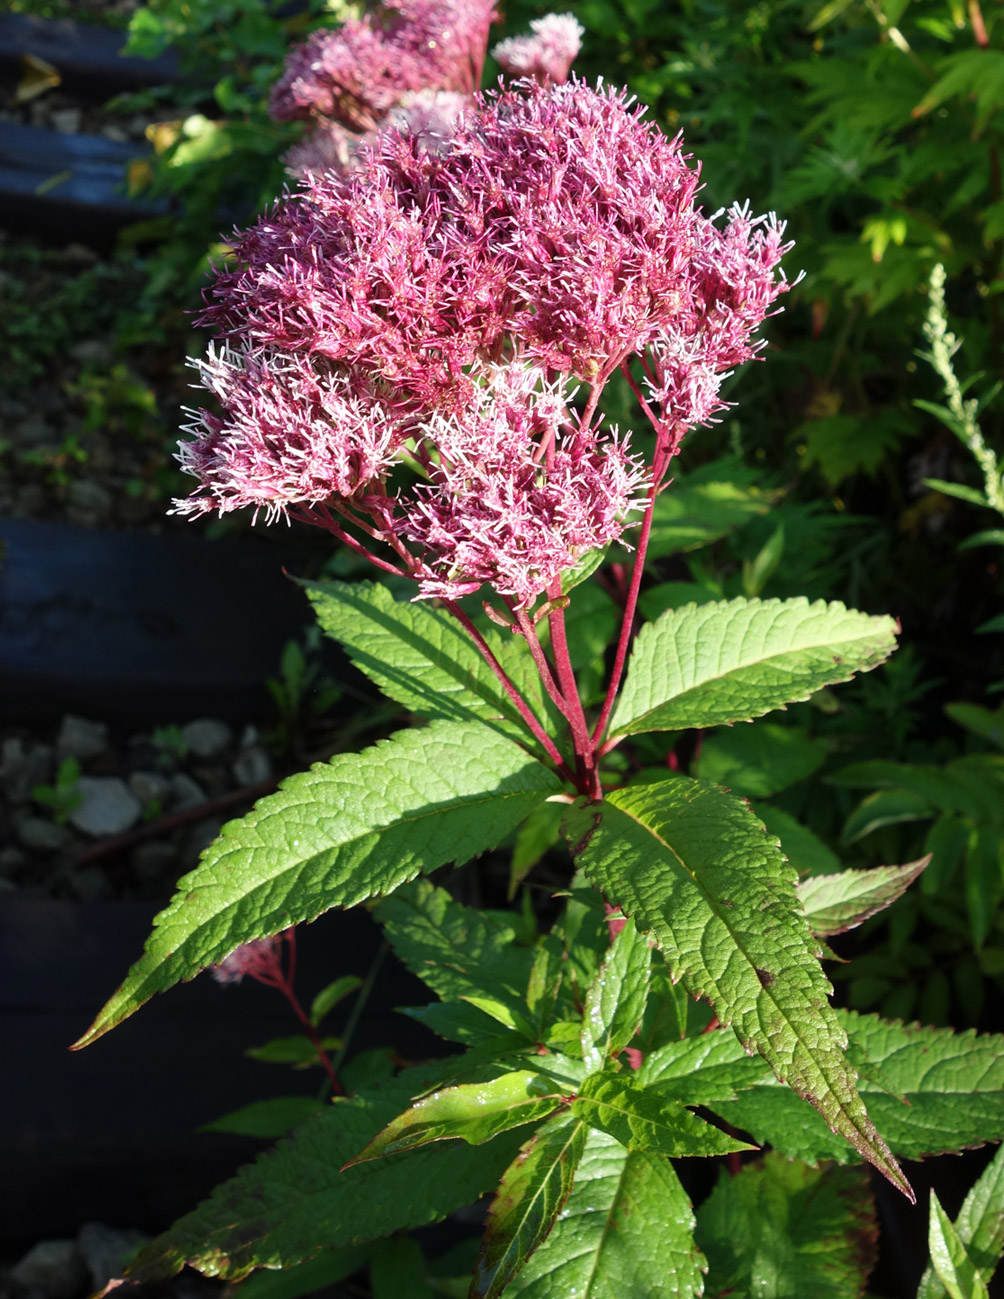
[177,78,792,606]
[275,2,582,180]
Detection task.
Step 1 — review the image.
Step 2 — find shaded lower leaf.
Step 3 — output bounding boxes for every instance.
[76,725,560,1048]
[710,1012,1004,1163]
[375,880,537,1038]
[579,916,651,1073]
[918,1144,1004,1299]
[234,1245,371,1299]
[505,1128,706,1298]
[199,1097,324,1139]
[120,1067,525,1283]
[696,721,826,798]
[471,1112,588,1299]
[346,1071,566,1164]
[927,1193,990,1299]
[564,777,911,1197]
[696,1154,877,1299]
[797,858,929,936]
[370,1237,437,1299]
[571,1073,754,1157]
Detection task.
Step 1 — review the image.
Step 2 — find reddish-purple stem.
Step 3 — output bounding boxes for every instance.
[442,599,574,780]
[300,505,408,577]
[546,580,600,798]
[591,478,658,747]
[249,932,343,1094]
[513,607,575,723]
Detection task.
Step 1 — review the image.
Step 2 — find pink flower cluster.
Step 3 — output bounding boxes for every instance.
[492,14,583,86]
[401,364,645,606]
[270,0,496,130]
[211,934,284,985]
[177,79,791,606]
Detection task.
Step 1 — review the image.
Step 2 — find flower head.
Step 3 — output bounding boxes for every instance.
[492,14,583,85]
[270,0,496,130]
[173,344,405,522]
[211,935,284,985]
[400,363,647,605]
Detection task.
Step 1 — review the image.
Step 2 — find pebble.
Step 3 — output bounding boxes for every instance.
[14,415,55,448]
[69,339,113,367]
[4,742,54,804]
[66,479,114,527]
[183,816,225,868]
[69,778,142,837]
[77,1223,147,1291]
[16,817,72,853]
[13,483,47,518]
[233,746,273,787]
[8,1239,88,1298]
[238,723,260,749]
[170,772,207,811]
[0,845,26,876]
[131,839,177,884]
[182,718,233,759]
[68,864,114,902]
[128,770,171,806]
[56,715,108,763]
[49,107,83,134]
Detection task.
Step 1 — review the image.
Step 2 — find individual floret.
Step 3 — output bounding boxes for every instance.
[492,13,583,85]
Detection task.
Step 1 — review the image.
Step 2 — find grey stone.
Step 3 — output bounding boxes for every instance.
[67,479,113,526]
[13,483,47,517]
[50,107,83,134]
[56,714,108,762]
[14,415,55,448]
[170,772,206,811]
[69,777,142,837]
[128,770,171,806]
[131,840,177,883]
[4,741,54,804]
[0,845,26,876]
[238,723,260,749]
[182,817,225,869]
[15,816,71,854]
[181,718,233,759]
[77,1223,147,1291]
[8,1239,87,1299]
[0,877,17,893]
[233,746,273,787]
[101,124,129,142]
[69,339,113,367]
[68,864,114,902]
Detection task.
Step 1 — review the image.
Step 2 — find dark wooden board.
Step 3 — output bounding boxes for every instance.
[0,519,351,724]
[0,14,182,94]
[1,899,439,1250]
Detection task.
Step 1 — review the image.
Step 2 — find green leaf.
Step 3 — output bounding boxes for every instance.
[609,598,898,737]
[571,1073,753,1157]
[696,1155,877,1299]
[579,916,651,1073]
[200,1097,324,1139]
[754,804,841,876]
[710,1011,1004,1163]
[122,1067,525,1282]
[235,1246,371,1299]
[471,1112,588,1299]
[303,580,559,748]
[797,859,929,936]
[842,789,935,843]
[966,827,1003,950]
[504,1129,706,1299]
[246,1035,341,1066]
[923,479,989,508]
[310,975,364,1027]
[75,723,560,1047]
[927,1193,990,1299]
[637,1030,771,1105]
[370,1238,436,1299]
[696,721,826,797]
[645,479,778,559]
[945,703,1004,750]
[959,530,1004,551]
[918,1143,1004,1299]
[375,880,537,1038]
[564,776,911,1197]
[346,1071,566,1164]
